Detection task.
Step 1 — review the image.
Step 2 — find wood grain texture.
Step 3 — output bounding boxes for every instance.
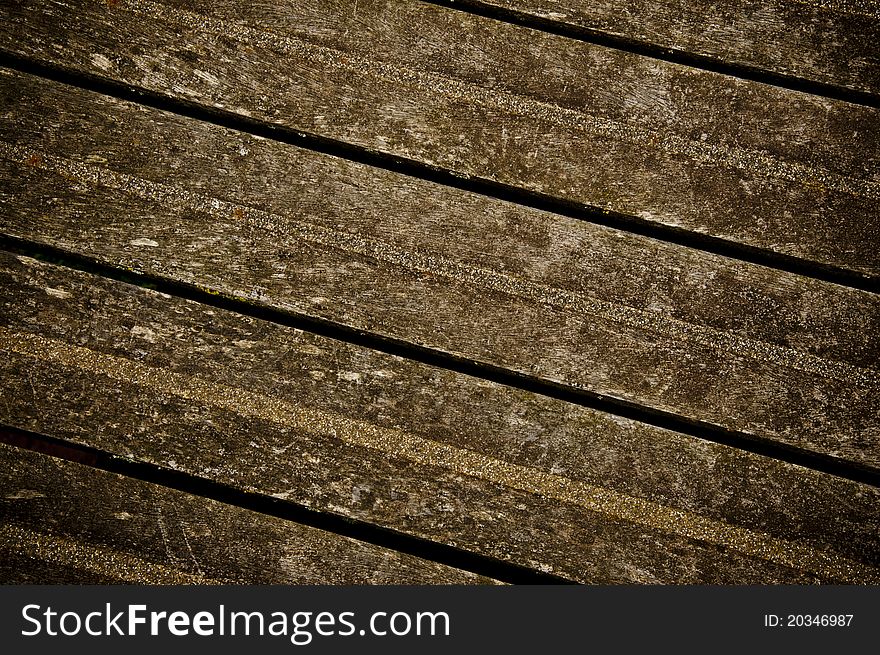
[1,0,879,278]
[2,254,878,583]
[1,70,878,470]
[467,0,880,97]
[0,443,495,584]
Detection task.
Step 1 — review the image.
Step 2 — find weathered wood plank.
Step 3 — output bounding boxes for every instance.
[465,0,880,97]
[2,254,878,583]
[1,0,879,277]
[0,443,495,584]
[2,70,878,470]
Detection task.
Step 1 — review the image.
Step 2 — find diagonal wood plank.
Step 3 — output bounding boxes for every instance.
[0,443,496,584]
[1,69,878,470]
[2,254,878,583]
[1,0,879,278]
[452,0,880,98]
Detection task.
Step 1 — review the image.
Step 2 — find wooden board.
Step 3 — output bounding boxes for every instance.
[0,443,494,584]
[2,253,878,584]
[2,0,879,279]
[1,69,878,472]
[459,0,880,98]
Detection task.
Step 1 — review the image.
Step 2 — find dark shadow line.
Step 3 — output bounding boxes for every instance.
[0,51,876,294]
[423,0,880,109]
[0,424,575,584]
[3,236,878,490]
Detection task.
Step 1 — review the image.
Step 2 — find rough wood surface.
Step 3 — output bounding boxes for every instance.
[2,0,879,277]
[0,443,494,584]
[471,0,880,97]
[2,254,878,583]
[2,70,878,471]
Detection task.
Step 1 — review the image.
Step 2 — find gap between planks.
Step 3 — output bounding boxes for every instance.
[3,237,878,489]
[2,332,878,584]
[0,426,563,584]
[0,440,506,584]
[3,254,878,583]
[421,0,880,106]
[2,90,876,471]
[1,53,874,293]
[2,0,879,282]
